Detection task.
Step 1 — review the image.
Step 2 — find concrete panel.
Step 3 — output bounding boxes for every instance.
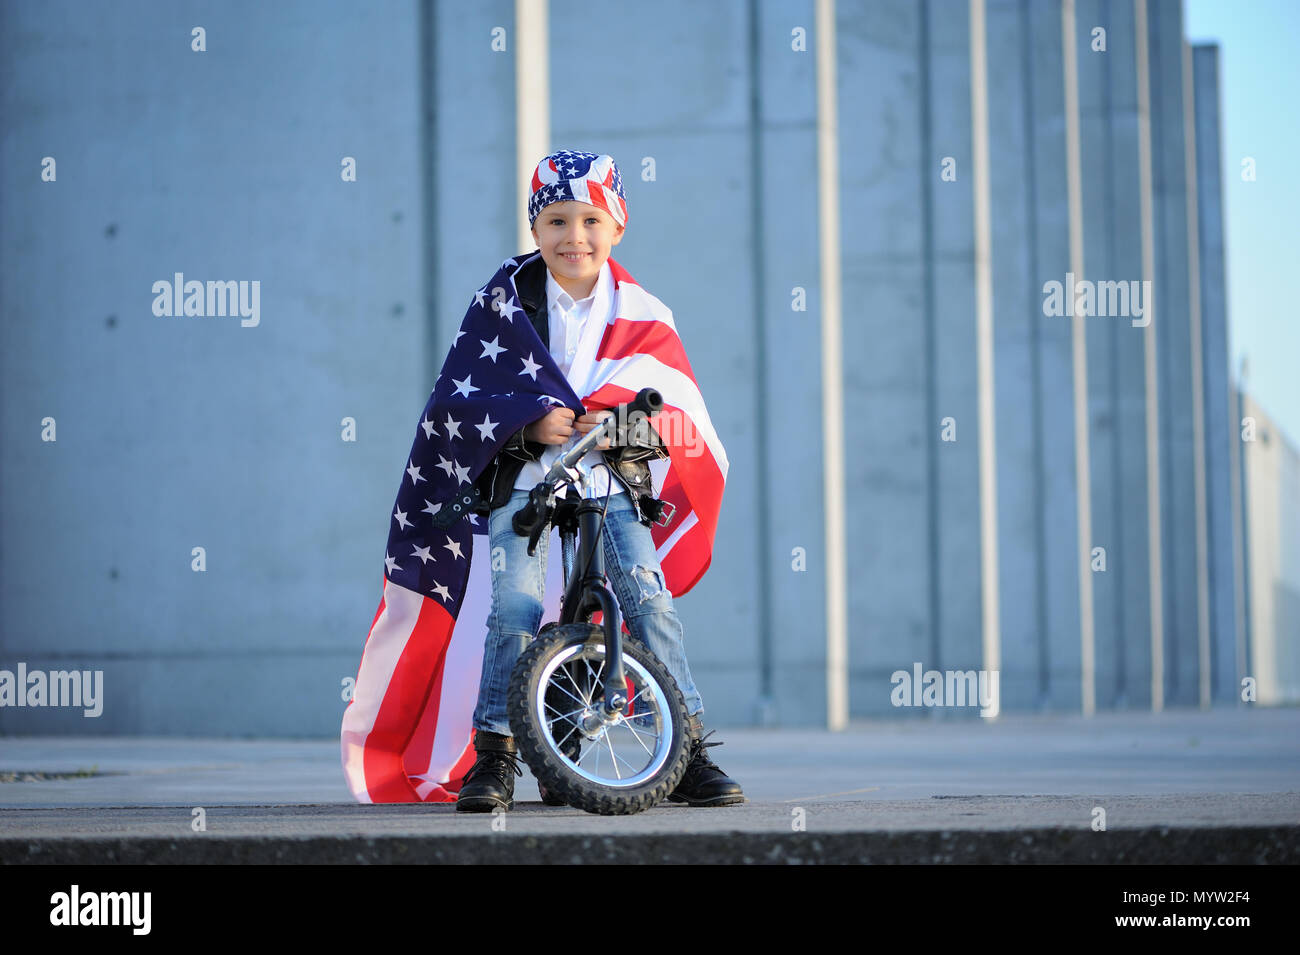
[987,0,1083,712]
[1,0,426,735]
[837,0,934,716]
[753,0,828,726]
[431,0,518,351]
[1191,44,1241,704]
[1076,0,1157,710]
[548,0,767,725]
[1146,0,1202,706]
[927,0,984,703]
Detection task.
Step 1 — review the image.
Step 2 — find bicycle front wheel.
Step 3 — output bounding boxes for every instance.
[508,623,690,815]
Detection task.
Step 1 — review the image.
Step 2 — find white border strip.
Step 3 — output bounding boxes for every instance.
[971,0,1002,715]
[516,0,550,253]
[1182,38,1212,708]
[1135,0,1165,711]
[816,0,848,731]
[1061,0,1096,716]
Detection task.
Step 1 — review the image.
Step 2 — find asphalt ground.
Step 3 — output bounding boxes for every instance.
[1,706,1297,864]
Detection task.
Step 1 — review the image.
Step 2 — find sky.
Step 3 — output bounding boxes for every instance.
[1185,0,1300,447]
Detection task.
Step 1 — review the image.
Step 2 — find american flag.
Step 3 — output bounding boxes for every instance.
[341,250,729,802]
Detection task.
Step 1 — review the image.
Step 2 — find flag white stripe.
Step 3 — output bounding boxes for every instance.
[589,357,728,475]
[655,508,699,563]
[340,578,424,802]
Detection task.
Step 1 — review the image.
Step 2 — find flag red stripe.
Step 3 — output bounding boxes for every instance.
[596,318,698,385]
[583,382,725,600]
[658,520,712,596]
[583,384,725,535]
[403,604,459,801]
[445,734,478,794]
[607,258,638,288]
[361,598,455,802]
[586,180,613,218]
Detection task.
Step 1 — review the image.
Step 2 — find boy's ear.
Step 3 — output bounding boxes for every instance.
[611,223,625,245]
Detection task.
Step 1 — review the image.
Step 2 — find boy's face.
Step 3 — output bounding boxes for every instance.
[530,200,625,300]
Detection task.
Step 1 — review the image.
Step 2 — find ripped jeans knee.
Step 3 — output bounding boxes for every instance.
[630,562,670,606]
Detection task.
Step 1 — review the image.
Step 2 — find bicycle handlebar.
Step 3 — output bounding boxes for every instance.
[511,388,664,553]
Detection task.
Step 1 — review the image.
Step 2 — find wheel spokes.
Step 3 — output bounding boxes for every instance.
[619,718,658,759]
[535,643,675,788]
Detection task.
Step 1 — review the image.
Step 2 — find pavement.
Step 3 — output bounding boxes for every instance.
[1,706,1297,863]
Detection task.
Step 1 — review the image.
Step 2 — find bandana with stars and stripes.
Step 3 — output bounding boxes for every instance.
[528,149,627,228]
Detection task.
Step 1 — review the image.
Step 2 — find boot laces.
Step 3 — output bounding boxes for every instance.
[466,748,523,783]
[687,730,725,771]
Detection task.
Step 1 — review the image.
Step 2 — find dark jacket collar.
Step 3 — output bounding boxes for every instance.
[514,253,549,349]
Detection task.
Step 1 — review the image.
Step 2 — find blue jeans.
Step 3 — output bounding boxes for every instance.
[472,487,704,737]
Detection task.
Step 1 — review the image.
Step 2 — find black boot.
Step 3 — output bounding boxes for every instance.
[668,714,745,807]
[456,731,523,812]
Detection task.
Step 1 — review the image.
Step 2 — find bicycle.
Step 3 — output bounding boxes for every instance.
[505,387,691,815]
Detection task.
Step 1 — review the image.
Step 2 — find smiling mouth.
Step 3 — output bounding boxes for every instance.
[560,252,590,261]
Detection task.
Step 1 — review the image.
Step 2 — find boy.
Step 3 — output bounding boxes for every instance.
[455,150,743,812]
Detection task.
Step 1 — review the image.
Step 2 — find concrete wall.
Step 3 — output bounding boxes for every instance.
[1191,44,1245,704]
[836,0,984,718]
[1,0,1264,736]
[750,0,826,725]
[987,0,1084,712]
[1146,0,1205,707]
[544,0,824,726]
[1075,0,1158,709]
[1,0,427,734]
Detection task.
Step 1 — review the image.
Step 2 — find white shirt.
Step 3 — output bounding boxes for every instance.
[514,261,627,500]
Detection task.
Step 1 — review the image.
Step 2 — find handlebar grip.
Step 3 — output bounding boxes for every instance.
[629,388,664,418]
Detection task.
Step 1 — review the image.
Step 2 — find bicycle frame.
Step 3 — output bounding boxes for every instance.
[514,388,666,724]
[554,466,628,719]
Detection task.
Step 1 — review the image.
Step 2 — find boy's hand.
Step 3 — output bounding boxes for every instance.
[573,410,613,450]
[523,407,577,445]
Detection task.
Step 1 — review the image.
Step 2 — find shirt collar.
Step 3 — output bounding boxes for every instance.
[546,259,612,318]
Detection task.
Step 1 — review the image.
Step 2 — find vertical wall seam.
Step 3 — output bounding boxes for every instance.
[919,0,942,674]
[746,0,775,717]
[420,0,440,378]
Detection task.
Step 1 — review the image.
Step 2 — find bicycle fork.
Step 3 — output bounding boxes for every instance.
[558,497,628,724]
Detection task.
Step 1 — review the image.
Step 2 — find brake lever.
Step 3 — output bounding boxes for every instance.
[514,484,555,556]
